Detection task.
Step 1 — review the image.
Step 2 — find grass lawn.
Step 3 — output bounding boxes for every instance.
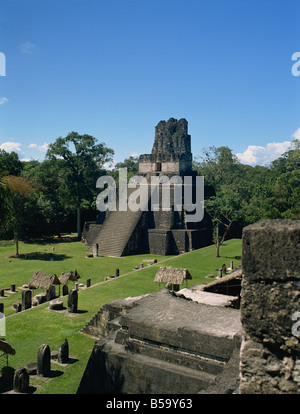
[0,236,242,394]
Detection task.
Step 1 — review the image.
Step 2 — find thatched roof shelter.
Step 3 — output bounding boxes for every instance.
[200,267,243,297]
[0,339,16,355]
[28,272,61,290]
[59,271,80,285]
[154,267,192,287]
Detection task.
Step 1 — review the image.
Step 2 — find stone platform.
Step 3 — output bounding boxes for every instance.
[77,289,241,394]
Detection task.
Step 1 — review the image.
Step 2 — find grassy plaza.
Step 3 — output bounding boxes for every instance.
[0,236,241,394]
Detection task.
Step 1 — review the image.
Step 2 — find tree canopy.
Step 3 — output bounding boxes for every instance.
[46,132,114,238]
[0,136,298,254]
[193,141,300,256]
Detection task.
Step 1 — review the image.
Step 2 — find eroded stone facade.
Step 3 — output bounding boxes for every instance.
[240,220,300,393]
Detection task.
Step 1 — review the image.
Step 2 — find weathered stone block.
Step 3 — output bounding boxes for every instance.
[242,220,300,282]
[22,289,31,310]
[240,219,300,394]
[58,338,69,363]
[241,278,300,351]
[46,285,56,301]
[68,289,78,313]
[37,344,51,377]
[77,290,241,394]
[25,362,37,375]
[13,367,29,393]
[49,299,64,310]
[14,302,22,312]
[62,284,69,296]
[36,293,46,304]
[240,335,300,394]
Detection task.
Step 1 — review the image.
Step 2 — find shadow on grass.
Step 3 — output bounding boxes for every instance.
[24,235,79,245]
[223,255,241,260]
[9,253,71,261]
[49,369,64,378]
[71,309,88,315]
[1,235,79,248]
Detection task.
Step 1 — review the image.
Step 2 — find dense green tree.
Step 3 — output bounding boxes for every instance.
[21,159,73,236]
[0,151,37,254]
[109,156,139,183]
[115,156,139,174]
[193,146,241,190]
[46,132,114,239]
[0,150,23,176]
[193,141,300,255]
[245,140,300,221]
[194,146,246,255]
[0,150,24,226]
[1,136,298,249]
[1,175,36,255]
[204,187,244,257]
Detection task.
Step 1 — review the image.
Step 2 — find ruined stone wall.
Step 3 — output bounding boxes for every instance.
[240,220,300,393]
[152,118,191,157]
[138,117,192,174]
[138,157,181,174]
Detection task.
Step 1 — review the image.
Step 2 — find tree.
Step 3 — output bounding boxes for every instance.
[245,140,300,222]
[109,156,139,183]
[0,150,23,176]
[193,146,241,190]
[194,141,300,256]
[21,159,72,236]
[205,187,243,257]
[0,151,37,254]
[1,175,36,255]
[0,173,11,224]
[46,132,114,239]
[115,156,139,174]
[194,146,246,255]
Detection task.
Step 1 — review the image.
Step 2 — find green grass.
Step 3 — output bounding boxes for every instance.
[0,236,242,394]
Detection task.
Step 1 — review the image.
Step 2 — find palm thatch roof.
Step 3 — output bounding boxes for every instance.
[59,271,80,285]
[28,272,61,290]
[0,339,16,355]
[154,267,192,285]
[201,267,243,291]
[200,267,243,298]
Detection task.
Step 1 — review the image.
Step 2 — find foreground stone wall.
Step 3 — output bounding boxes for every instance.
[240,220,300,393]
[77,289,241,394]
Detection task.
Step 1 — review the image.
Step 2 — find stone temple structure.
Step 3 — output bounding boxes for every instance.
[138,118,193,175]
[83,118,213,257]
[77,288,242,394]
[78,219,300,394]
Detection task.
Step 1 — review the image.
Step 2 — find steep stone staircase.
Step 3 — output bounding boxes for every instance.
[80,296,145,338]
[87,174,152,257]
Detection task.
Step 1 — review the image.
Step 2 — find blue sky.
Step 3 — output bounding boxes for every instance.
[0,0,299,166]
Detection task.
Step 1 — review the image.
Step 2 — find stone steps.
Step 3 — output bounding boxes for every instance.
[130,351,217,392]
[77,290,242,394]
[87,212,142,256]
[80,298,142,338]
[87,176,152,257]
[122,335,226,376]
[77,332,218,394]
